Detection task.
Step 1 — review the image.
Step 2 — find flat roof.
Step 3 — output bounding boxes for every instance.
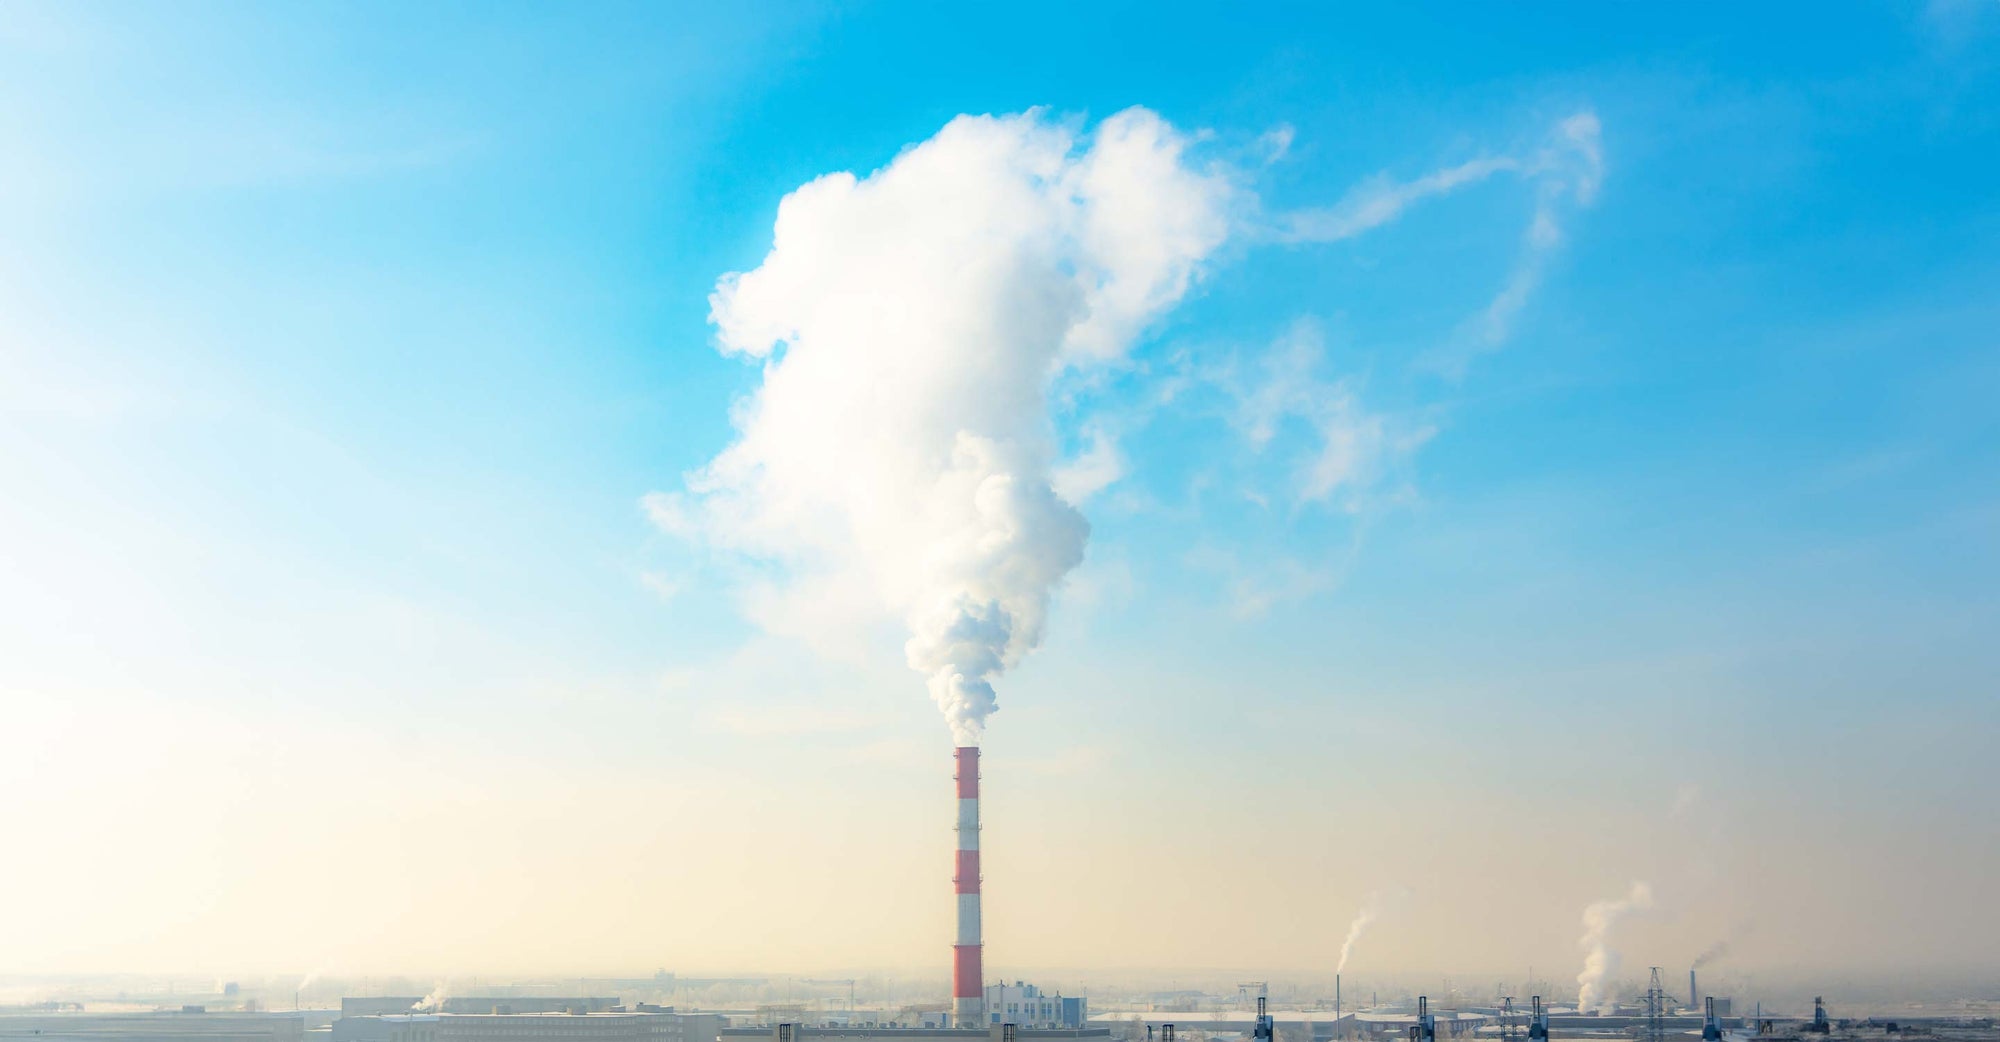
[722,1031,1108,1038]
[1089,1013,1488,1027]
[354,1015,692,1022]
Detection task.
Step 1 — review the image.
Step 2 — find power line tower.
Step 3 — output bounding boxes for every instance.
[1500,997,1519,1042]
[1644,969,1667,1042]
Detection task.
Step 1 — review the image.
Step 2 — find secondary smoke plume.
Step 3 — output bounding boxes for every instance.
[1336,887,1407,973]
[661,108,1231,744]
[1576,881,1653,1014]
[1692,919,1754,968]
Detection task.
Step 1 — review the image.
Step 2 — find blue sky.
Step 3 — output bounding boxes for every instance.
[2,1,1996,980]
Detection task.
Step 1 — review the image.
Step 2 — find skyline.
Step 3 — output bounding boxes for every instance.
[2,0,1997,991]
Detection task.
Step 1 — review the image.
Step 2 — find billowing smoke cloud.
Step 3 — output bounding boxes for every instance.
[413,983,450,1012]
[656,108,1232,744]
[653,107,1606,744]
[1690,940,1729,969]
[1336,887,1408,974]
[1577,881,1653,1014]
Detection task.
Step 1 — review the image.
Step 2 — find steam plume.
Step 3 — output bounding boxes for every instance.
[662,108,1232,744]
[654,107,1605,743]
[1576,881,1653,1014]
[413,984,450,1012]
[1335,887,1406,974]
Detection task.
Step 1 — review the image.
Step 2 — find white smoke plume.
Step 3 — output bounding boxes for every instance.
[413,983,450,1012]
[653,107,1604,743]
[1336,886,1408,974]
[1576,881,1654,1014]
[658,107,1232,745]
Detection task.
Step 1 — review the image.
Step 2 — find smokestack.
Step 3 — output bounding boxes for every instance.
[954,746,984,1026]
[1690,970,1697,1011]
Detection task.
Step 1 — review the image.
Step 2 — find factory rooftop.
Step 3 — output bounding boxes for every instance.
[720,1027,1109,1042]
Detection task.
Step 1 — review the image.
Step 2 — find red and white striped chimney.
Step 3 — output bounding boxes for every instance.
[952,746,984,1027]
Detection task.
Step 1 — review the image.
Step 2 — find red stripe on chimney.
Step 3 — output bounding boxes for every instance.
[955,746,979,798]
[952,944,982,999]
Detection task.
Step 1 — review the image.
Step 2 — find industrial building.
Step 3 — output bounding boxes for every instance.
[0,1011,307,1042]
[1090,1010,1479,1042]
[331,1009,722,1042]
[981,986,1085,1030]
[339,1002,623,1018]
[720,1025,1108,1042]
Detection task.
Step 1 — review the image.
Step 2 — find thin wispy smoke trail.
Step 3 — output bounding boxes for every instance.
[1576,882,1653,1014]
[1278,157,1519,243]
[1336,888,1407,974]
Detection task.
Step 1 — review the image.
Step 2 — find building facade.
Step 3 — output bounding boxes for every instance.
[979,987,1085,1029]
[0,1012,307,1042]
[332,1011,722,1042]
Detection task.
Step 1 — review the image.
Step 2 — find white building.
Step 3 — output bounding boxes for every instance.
[980,986,1085,1029]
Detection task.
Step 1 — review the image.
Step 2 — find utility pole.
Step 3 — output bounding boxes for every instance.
[1644,969,1667,1042]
